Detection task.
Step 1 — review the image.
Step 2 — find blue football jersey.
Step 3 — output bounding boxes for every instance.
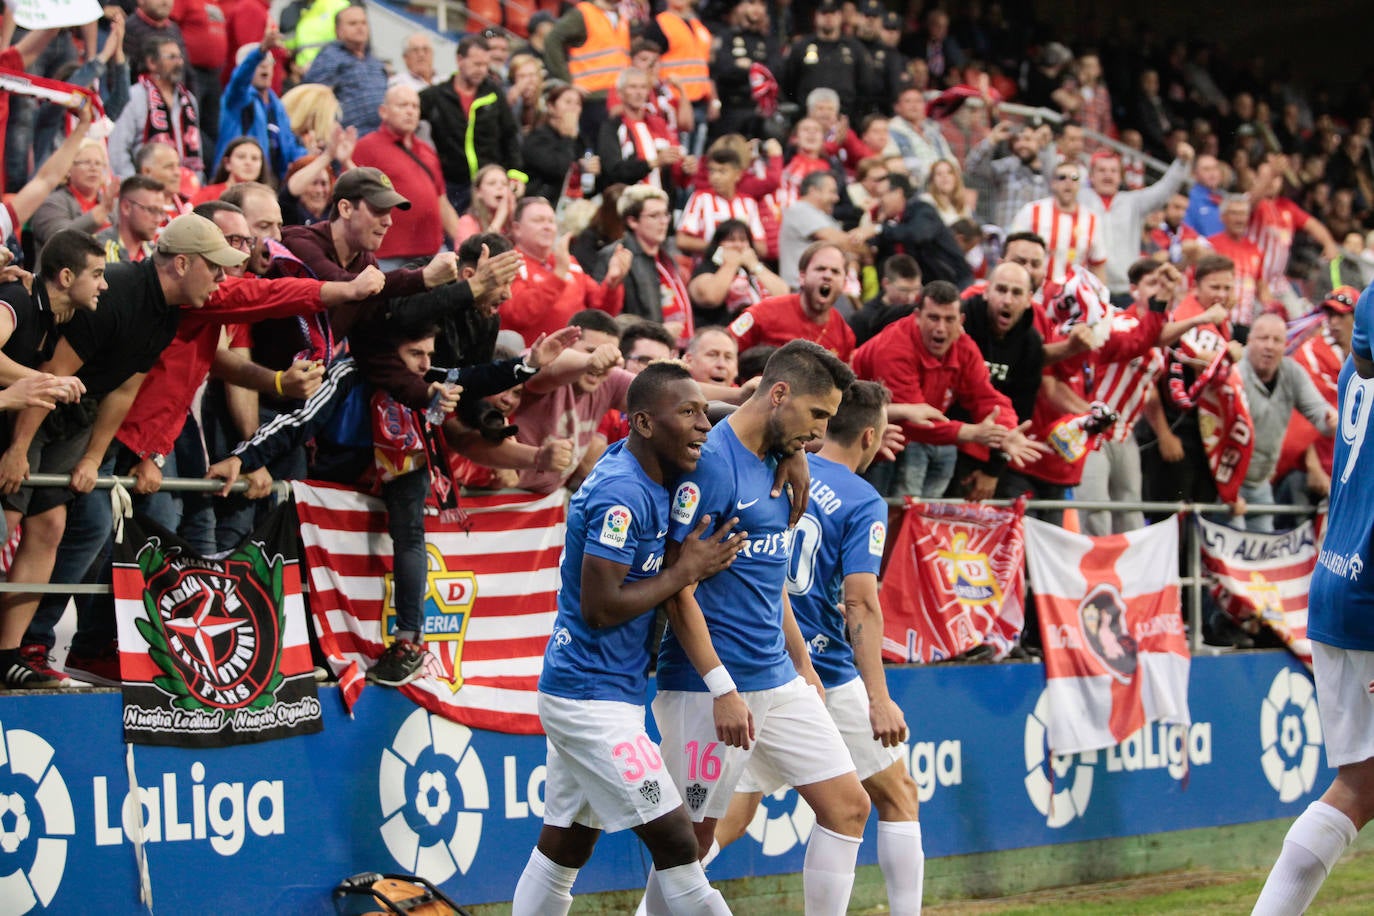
[539,441,669,702]
[1310,285,1374,650]
[657,420,797,692]
[786,454,887,689]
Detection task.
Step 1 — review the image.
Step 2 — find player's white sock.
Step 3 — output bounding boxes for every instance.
[701,839,722,869]
[877,819,924,914]
[510,847,577,916]
[654,861,732,914]
[1254,800,1358,915]
[802,824,862,916]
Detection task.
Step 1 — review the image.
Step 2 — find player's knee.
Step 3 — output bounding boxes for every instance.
[636,809,702,868]
[819,782,871,836]
[868,770,921,823]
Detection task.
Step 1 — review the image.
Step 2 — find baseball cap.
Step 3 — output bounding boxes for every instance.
[815,0,841,13]
[1322,285,1359,314]
[882,10,901,29]
[331,167,412,210]
[858,0,883,17]
[157,214,249,268]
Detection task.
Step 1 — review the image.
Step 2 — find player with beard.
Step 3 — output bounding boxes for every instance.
[511,362,742,916]
[711,380,927,915]
[728,241,855,362]
[652,340,869,916]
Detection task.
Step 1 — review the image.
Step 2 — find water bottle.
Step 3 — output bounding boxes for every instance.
[425,368,461,425]
[580,150,596,196]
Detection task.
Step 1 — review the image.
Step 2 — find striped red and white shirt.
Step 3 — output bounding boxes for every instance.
[1089,308,1167,442]
[1011,199,1107,285]
[610,113,677,190]
[679,189,766,248]
[1247,197,1311,294]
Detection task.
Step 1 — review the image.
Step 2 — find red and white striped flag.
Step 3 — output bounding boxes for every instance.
[1197,516,1314,669]
[1025,517,1190,755]
[292,482,566,734]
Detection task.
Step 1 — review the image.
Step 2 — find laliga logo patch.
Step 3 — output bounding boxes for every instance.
[1023,690,1097,828]
[868,521,885,557]
[745,788,815,857]
[379,709,489,884]
[599,505,632,549]
[0,718,75,914]
[1260,668,1323,803]
[728,312,754,337]
[672,483,700,526]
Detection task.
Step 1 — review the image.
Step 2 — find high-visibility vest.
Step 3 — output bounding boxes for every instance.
[567,2,630,95]
[655,11,713,103]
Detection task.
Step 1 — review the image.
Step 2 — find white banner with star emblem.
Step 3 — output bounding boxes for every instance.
[113,503,323,746]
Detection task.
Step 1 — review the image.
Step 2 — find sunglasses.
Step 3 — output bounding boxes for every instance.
[1054,173,1081,182]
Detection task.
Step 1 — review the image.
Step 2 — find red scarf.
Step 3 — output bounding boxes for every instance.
[139,75,203,177]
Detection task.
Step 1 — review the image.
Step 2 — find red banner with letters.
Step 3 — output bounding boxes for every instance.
[880,497,1026,663]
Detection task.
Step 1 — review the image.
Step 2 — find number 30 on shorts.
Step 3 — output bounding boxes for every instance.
[613,735,665,781]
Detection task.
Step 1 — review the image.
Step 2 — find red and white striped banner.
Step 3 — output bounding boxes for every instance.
[880,498,1026,663]
[1025,516,1191,755]
[292,482,566,734]
[1196,516,1315,669]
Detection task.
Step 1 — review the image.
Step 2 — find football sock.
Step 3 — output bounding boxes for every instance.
[1253,800,1357,915]
[654,861,732,915]
[878,819,924,914]
[802,824,861,916]
[510,847,577,916]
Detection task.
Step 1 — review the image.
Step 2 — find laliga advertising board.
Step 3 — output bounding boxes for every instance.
[0,654,1329,914]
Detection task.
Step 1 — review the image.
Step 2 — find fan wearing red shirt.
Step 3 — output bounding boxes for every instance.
[1247,158,1341,300]
[1206,195,1268,333]
[728,241,855,362]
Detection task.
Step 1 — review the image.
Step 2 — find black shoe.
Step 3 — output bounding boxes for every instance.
[959,643,998,663]
[2,652,66,689]
[368,640,426,686]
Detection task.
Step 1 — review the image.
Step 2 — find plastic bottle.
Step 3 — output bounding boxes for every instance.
[425,368,461,425]
[580,150,596,196]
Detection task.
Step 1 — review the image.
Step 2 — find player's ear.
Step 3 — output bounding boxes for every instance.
[770,380,789,406]
[631,408,652,437]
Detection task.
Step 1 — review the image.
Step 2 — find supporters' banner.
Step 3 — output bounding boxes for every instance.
[1197,517,1315,669]
[113,503,323,747]
[1025,517,1190,755]
[292,482,565,734]
[880,497,1026,663]
[10,0,102,31]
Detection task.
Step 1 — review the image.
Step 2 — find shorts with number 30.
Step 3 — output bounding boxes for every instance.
[539,693,683,832]
[653,675,856,822]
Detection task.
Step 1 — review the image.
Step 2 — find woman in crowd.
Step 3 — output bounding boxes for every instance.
[506,52,545,133]
[29,139,115,248]
[522,83,596,204]
[281,83,343,153]
[193,137,272,204]
[921,158,976,225]
[688,218,788,328]
[456,164,518,245]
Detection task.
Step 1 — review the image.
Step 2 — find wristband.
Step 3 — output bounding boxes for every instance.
[274,370,284,396]
[703,665,736,698]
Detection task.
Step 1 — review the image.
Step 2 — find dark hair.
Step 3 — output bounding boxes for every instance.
[798,170,836,197]
[827,380,891,446]
[620,321,677,358]
[920,280,960,307]
[1194,254,1235,283]
[38,229,104,284]
[211,137,273,188]
[1003,230,1047,251]
[950,217,980,241]
[737,344,776,384]
[141,36,179,70]
[513,195,555,222]
[570,308,621,338]
[119,174,165,198]
[707,148,742,169]
[630,37,663,56]
[457,232,513,269]
[192,200,244,221]
[221,180,276,209]
[133,142,175,175]
[456,34,490,57]
[626,360,694,415]
[385,318,442,349]
[886,173,914,198]
[882,253,920,282]
[700,219,753,267]
[760,339,854,398]
[1127,257,1164,285]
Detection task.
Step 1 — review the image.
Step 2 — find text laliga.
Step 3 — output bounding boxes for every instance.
[1103,721,1212,780]
[93,761,284,855]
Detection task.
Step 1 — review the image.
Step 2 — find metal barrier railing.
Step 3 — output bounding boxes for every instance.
[1,477,1318,657]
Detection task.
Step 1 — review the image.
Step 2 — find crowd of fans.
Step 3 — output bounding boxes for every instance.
[0,0,1366,687]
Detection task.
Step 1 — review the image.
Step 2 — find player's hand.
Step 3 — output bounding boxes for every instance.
[1002,423,1050,468]
[772,449,810,526]
[869,696,909,748]
[677,514,746,581]
[131,457,162,495]
[69,455,99,494]
[0,446,29,495]
[714,691,754,749]
[243,467,274,499]
[206,455,242,497]
[280,359,324,400]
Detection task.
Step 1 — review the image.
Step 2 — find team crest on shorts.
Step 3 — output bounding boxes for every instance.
[684,782,708,811]
[638,779,662,805]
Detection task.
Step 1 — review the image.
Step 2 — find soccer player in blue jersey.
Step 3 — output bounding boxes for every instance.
[1254,284,1374,915]
[712,380,929,914]
[652,339,872,916]
[512,362,745,916]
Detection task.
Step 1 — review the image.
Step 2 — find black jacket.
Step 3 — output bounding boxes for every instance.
[419,77,522,188]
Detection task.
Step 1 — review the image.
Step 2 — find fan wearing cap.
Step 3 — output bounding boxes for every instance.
[0,214,245,686]
[707,0,782,140]
[853,0,910,118]
[779,1,876,120]
[1272,286,1358,518]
